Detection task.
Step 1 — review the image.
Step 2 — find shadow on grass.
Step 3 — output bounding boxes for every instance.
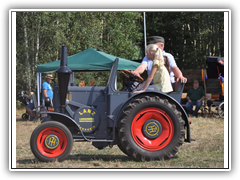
[17,153,178,165]
[16,119,27,122]
[16,154,133,165]
[67,153,179,162]
[66,153,133,162]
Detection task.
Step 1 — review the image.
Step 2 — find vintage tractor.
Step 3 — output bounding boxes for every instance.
[30,46,191,162]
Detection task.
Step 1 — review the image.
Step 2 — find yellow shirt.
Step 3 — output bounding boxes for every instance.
[152,59,173,93]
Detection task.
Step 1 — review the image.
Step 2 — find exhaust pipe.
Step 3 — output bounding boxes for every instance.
[56,46,72,113]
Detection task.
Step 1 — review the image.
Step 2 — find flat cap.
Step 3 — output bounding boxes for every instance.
[148,36,165,44]
[193,80,199,83]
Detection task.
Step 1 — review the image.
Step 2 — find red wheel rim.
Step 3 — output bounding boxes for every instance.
[131,108,174,151]
[36,127,68,157]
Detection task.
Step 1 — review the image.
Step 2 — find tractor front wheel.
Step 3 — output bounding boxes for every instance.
[118,96,185,161]
[30,121,73,162]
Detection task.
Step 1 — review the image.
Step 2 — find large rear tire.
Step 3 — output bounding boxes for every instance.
[118,96,185,161]
[30,121,73,162]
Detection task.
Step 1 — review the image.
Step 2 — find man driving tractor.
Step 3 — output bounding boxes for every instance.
[131,36,187,84]
[133,44,173,93]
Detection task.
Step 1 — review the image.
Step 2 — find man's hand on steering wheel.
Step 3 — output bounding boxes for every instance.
[131,70,140,77]
[121,70,144,82]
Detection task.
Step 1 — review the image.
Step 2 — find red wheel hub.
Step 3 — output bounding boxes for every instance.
[36,127,68,157]
[131,108,174,151]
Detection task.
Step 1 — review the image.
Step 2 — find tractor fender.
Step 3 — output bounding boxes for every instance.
[40,111,81,134]
[115,91,191,142]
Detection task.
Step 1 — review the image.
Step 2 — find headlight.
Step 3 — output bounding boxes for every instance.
[44,97,52,107]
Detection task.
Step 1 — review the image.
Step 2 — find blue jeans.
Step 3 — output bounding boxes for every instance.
[185,101,202,116]
[26,103,34,110]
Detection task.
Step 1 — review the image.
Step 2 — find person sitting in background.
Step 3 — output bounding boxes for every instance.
[26,92,34,121]
[186,80,205,117]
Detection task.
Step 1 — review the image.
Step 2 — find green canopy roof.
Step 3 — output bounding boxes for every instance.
[37,48,141,73]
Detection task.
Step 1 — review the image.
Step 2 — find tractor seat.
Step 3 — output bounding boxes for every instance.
[168,81,185,104]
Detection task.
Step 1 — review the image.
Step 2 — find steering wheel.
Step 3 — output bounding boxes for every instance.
[120,69,144,82]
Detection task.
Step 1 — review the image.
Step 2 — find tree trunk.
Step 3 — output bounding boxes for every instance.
[33,19,41,91]
[23,12,31,92]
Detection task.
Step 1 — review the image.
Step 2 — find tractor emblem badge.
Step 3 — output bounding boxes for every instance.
[145,122,159,136]
[45,134,60,149]
[74,107,100,133]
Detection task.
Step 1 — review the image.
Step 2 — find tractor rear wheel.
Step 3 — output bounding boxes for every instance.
[30,121,73,162]
[118,96,185,161]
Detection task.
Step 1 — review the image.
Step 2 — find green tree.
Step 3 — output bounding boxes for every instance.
[99,12,143,59]
[146,12,224,69]
[16,11,143,97]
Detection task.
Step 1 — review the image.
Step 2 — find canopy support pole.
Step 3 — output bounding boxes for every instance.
[37,73,40,108]
[143,12,147,54]
[39,73,42,107]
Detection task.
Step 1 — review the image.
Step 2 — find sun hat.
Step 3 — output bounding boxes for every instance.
[46,74,54,79]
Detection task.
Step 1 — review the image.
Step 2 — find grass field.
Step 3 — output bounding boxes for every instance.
[14,109,225,169]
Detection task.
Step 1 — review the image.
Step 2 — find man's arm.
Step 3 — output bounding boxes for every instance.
[197,89,206,102]
[197,96,205,102]
[131,63,147,76]
[186,96,191,103]
[171,66,187,83]
[43,89,47,98]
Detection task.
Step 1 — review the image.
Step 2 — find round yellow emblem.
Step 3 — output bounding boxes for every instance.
[145,122,159,136]
[45,134,60,149]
